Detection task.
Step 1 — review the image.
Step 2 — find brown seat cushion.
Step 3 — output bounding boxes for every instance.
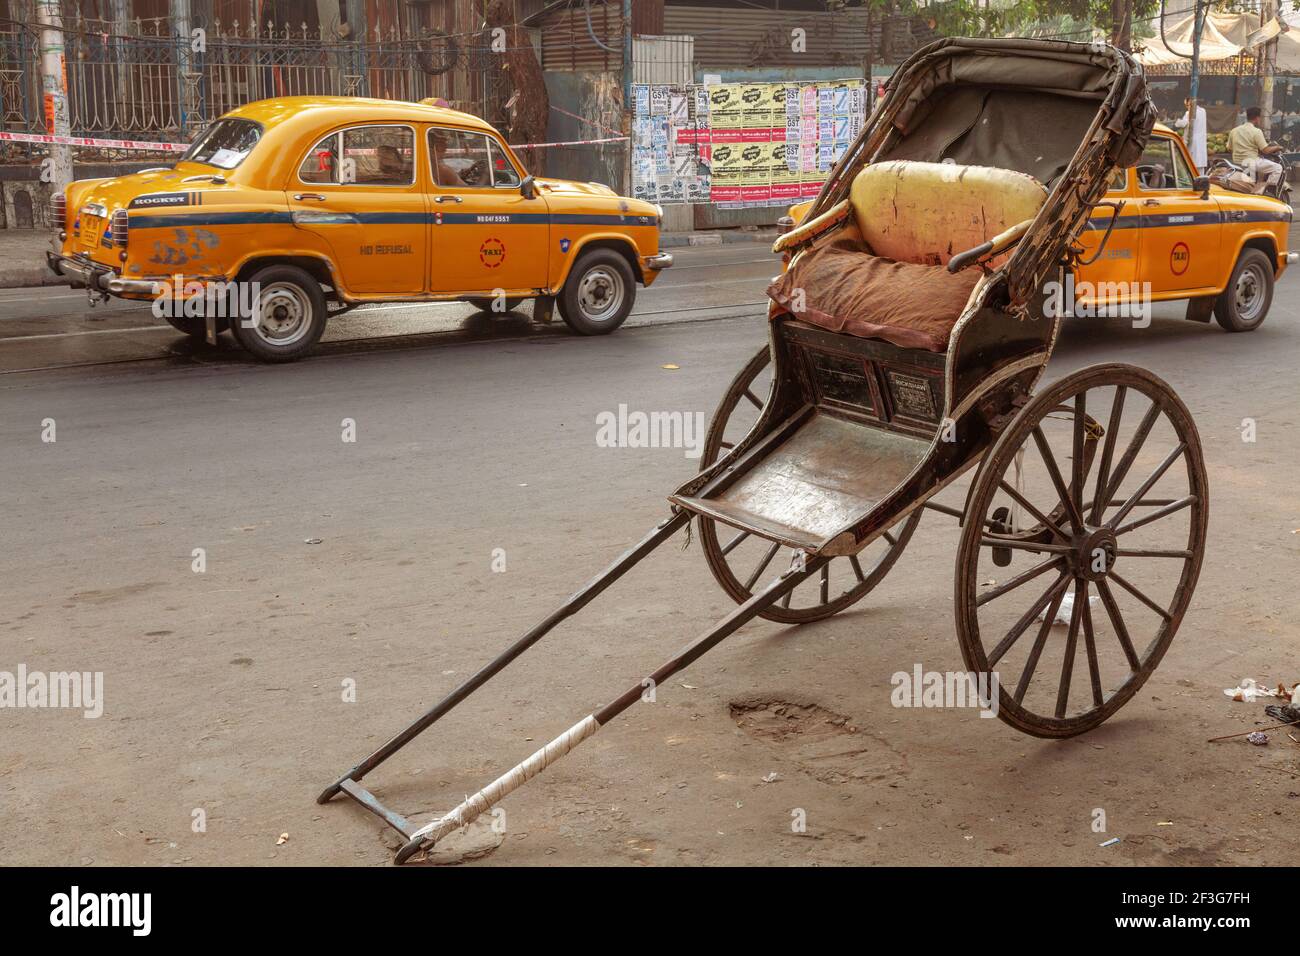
[767,236,981,352]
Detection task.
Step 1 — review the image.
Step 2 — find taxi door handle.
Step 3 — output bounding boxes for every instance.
[294,193,326,201]
[434,195,463,204]
[1142,198,1160,206]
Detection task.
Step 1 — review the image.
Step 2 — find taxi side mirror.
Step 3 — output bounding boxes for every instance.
[1193,175,1210,199]
[520,175,536,200]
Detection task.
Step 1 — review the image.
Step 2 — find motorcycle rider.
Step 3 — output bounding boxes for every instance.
[1228,106,1284,194]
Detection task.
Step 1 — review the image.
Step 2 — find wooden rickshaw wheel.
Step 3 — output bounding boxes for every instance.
[955,364,1208,738]
[696,346,921,624]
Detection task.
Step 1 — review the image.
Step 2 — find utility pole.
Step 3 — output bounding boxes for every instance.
[1110,0,1132,51]
[862,2,873,96]
[1188,0,1207,107]
[1260,0,1278,136]
[35,0,71,192]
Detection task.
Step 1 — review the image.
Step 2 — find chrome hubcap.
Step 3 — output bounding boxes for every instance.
[252,283,311,345]
[577,266,623,322]
[1235,264,1265,321]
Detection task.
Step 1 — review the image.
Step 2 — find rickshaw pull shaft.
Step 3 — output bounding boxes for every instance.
[317,510,690,804]
[393,553,829,863]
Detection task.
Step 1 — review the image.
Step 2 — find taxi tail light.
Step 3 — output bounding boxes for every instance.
[50,192,66,231]
[112,209,129,247]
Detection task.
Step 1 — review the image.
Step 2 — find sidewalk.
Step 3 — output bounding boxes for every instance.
[0,230,61,288]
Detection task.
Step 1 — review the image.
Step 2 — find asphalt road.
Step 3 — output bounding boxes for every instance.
[2,243,1298,866]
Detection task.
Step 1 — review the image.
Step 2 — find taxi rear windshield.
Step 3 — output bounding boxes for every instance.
[183,118,263,170]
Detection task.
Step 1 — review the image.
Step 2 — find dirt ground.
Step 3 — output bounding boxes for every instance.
[2,302,1298,866]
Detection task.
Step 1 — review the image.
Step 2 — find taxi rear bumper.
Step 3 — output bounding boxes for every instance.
[645,252,674,271]
[46,250,160,296]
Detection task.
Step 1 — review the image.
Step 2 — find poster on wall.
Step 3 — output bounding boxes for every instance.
[630,77,867,207]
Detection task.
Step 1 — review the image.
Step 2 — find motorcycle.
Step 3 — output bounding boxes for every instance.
[1206,138,1293,202]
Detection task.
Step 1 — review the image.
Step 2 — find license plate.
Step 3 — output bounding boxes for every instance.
[81,215,104,248]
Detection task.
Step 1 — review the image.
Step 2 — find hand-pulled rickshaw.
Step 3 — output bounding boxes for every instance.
[320,38,1209,863]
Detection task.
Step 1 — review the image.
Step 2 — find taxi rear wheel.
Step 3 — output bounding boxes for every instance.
[1214,248,1273,333]
[231,265,328,363]
[558,250,635,335]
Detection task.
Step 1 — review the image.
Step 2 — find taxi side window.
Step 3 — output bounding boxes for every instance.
[299,133,338,184]
[489,140,521,187]
[1107,168,1127,192]
[297,126,415,186]
[430,128,521,188]
[1137,138,1192,191]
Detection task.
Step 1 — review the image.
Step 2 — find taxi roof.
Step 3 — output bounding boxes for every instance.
[225,96,497,134]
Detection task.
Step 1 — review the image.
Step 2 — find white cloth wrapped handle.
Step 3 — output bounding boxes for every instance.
[408,714,600,848]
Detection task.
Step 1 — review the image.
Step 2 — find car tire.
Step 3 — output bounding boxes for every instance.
[1214,247,1274,333]
[230,265,328,363]
[466,296,525,313]
[163,314,230,340]
[557,249,636,335]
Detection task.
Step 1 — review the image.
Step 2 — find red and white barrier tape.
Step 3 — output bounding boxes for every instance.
[0,128,623,153]
[509,135,627,149]
[546,104,624,138]
[0,130,187,151]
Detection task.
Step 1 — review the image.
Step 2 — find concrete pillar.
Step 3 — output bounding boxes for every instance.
[35,0,71,191]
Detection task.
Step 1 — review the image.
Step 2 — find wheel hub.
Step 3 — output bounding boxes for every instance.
[1073,526,1118,582]
[254,284,309,344]
[578,267,622,321]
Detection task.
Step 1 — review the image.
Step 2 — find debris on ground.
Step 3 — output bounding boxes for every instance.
[1042,588,1098,625]
[1246,732,1269,746]
[276,832,289,845]
[1264,702,1300,724]
[1099,837,1121,847]
[1223,678,1277,702]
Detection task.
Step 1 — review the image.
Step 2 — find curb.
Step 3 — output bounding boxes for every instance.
[660,229,779,249]
[0,267,63,290]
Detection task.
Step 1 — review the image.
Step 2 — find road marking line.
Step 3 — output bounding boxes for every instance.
[0,325,171,341]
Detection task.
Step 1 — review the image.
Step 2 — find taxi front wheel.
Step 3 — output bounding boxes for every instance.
[231,265,329,362]
[558,250,635,335]
[1214,248,1274,333]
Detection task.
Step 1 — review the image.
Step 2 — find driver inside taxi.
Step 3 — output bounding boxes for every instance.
[431,130,467,187]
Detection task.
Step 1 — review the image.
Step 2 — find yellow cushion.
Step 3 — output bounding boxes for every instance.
[849,160,1047,267]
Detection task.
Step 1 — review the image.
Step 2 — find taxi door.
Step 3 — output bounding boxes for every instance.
[426,126,548,295]
[287,123,427,295]
[1074,166,1139,310]
[1133,134,1221,297]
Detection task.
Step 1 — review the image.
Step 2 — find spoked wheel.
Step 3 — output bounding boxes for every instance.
[956,364,1208,737]
[696,346,920,624]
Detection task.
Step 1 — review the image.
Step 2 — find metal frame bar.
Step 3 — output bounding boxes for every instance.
[318,511,689,808]
[319,508,828,863]
[391,552,828,863]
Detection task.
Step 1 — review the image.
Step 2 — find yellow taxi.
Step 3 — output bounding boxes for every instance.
[780,122,1292,333]
[1073,122,1292,331]
[46,97,671,361]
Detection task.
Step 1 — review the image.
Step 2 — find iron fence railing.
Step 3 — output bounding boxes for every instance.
[0,16,493,144]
